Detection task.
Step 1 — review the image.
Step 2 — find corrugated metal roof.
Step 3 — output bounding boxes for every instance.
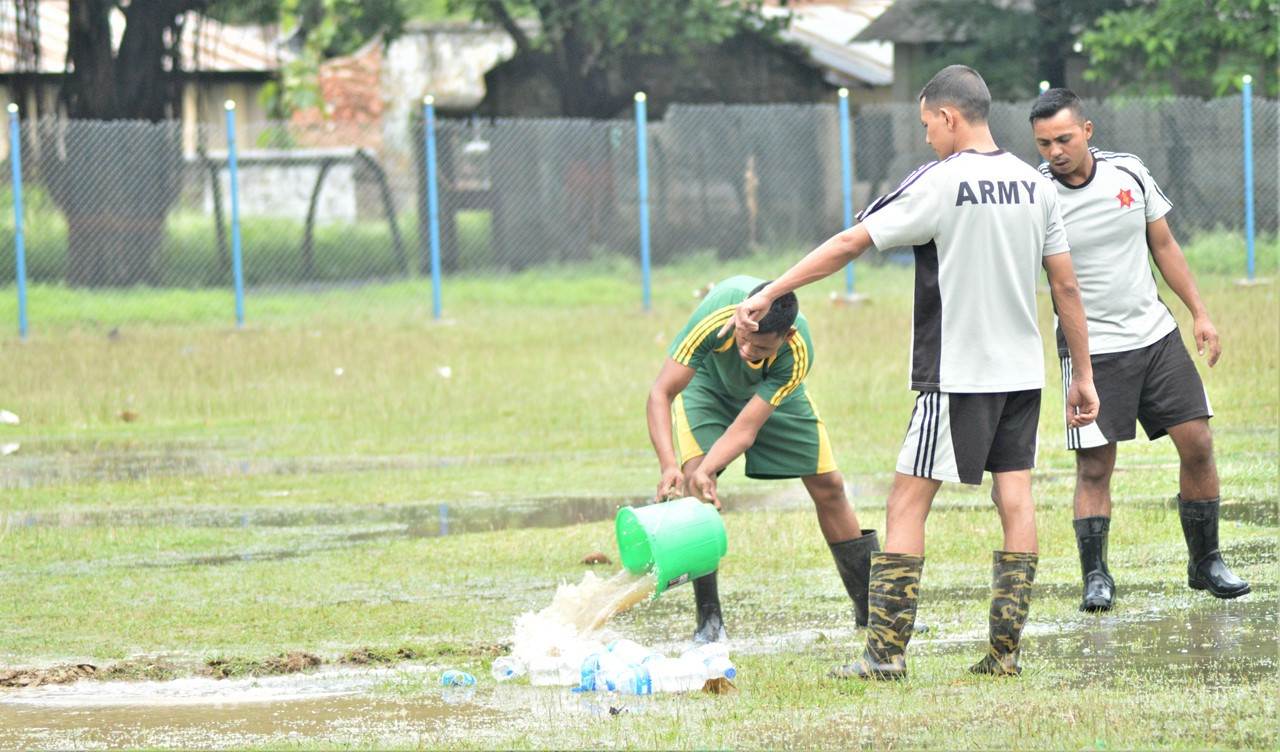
[0,0,285,74]
[762,1,894,87]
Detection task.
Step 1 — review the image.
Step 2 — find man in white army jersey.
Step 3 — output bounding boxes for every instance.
[725,65,1099,680]
[1030,88,1250,612]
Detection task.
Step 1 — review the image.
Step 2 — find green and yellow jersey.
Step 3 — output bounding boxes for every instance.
[668,275,814,407]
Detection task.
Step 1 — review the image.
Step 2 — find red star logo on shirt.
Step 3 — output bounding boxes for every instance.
[1116,189,1134,208]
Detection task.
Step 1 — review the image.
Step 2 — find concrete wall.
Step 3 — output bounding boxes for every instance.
[382,22,518,127]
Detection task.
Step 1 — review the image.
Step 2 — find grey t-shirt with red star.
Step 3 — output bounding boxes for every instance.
[1039,147,1177,356]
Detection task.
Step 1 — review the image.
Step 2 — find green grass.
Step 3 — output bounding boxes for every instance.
[0,233,1275,749]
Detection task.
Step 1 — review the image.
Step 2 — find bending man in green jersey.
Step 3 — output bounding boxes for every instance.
[647,275,877,644]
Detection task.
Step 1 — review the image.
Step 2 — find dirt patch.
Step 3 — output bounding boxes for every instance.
[435,642,510,659]
[97,658,180,682]
[0,663,97,688]
[203,650,323,680]
[703,677,737,695]
[339,647,420,666]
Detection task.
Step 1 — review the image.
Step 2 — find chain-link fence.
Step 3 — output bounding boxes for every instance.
[1,95,1275,329]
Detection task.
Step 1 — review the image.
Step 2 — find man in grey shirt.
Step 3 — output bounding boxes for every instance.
[1030,88,1249,612]
[714,66,1098,680]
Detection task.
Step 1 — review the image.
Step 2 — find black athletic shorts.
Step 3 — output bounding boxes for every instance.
[1059,328,1212,449]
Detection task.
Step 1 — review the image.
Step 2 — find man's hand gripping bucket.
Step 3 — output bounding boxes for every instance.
[615,497,728,596]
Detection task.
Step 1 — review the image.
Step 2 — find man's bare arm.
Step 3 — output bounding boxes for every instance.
[647,359,696,501]
[1148,217,1220,366]
[722,224,875,336]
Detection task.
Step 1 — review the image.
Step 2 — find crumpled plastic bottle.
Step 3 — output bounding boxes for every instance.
[601,663,653,695]
[441,669,477,686]
[491,656,526,682]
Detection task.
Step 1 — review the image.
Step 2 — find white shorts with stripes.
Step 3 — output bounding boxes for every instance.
[896,390,1041,485]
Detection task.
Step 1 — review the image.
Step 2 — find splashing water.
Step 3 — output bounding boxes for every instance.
[510,569,656,684]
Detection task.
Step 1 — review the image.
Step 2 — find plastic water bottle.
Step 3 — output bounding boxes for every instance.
[641,656,705,692]
[680,642,730,661]
[491,656,526,682]
[681,645,736,680]
[606,639,659,665]
[602,663,653,695]
[441,669,476,686]
[578,651,627,691]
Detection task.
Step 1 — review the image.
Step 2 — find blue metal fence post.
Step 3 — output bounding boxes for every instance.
[636,92,651,311]
[838,88,855,295]
[225,101,245,328]
[424,96,443,320]
[1242,75,1256,281]
[7,103,28,339]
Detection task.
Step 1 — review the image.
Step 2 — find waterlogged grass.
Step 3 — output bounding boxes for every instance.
[0,238,1276,749]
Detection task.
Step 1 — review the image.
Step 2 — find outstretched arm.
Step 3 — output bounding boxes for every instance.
[1043,252,1099,427]
[647,359,696,502]
[1148,217,1220,366]
[686,395,776,509]
[721,224,875,336]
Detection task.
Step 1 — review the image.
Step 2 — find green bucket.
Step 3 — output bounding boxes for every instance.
[615,497,728,597]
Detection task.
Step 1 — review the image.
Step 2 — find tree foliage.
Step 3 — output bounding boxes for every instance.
[15,0,402,288]
[261,0,407,116]
[448,0,790,117]
[9,0,402,121]
[1079,0,1279,97]
[912,0,1135,100]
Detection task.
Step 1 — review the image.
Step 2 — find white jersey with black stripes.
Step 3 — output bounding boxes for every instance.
[859,150,1069,393]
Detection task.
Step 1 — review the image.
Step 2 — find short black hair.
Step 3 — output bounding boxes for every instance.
[1029,87,1086,124]
[750,281,799,336]
[919,65,991,124]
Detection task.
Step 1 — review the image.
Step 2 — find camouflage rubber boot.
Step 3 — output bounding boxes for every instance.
[1178,495,1251,599]
[970,551,1038,676]
[1073,516,1115,612]
[692,570,728,644]
[829,552,923,681]
[828,529,880,627]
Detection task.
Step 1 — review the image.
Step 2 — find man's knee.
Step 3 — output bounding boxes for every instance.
[1173,421,1215,468]
[804,471,848,508]
[1075,448,1115,488]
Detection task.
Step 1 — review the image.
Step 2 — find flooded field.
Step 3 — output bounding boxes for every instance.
[1,440,1274,749]
[1,596,1274,749]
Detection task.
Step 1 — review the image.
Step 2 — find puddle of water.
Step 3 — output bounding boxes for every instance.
[0,668,512,750]
[0,438,650,490]
[2,485,859,542]
[1219,499,1279,527]
[1,666,382,707]
[1031,597,1278,686]
[2,497,636,536]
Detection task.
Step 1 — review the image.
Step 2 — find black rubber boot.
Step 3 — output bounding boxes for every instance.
[828,529,880,627]
[829,552,923,681]
[970,551,1038,676]
[692,571,728,644]
[1073,516,1115,612]
[1178,495,1251,599]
